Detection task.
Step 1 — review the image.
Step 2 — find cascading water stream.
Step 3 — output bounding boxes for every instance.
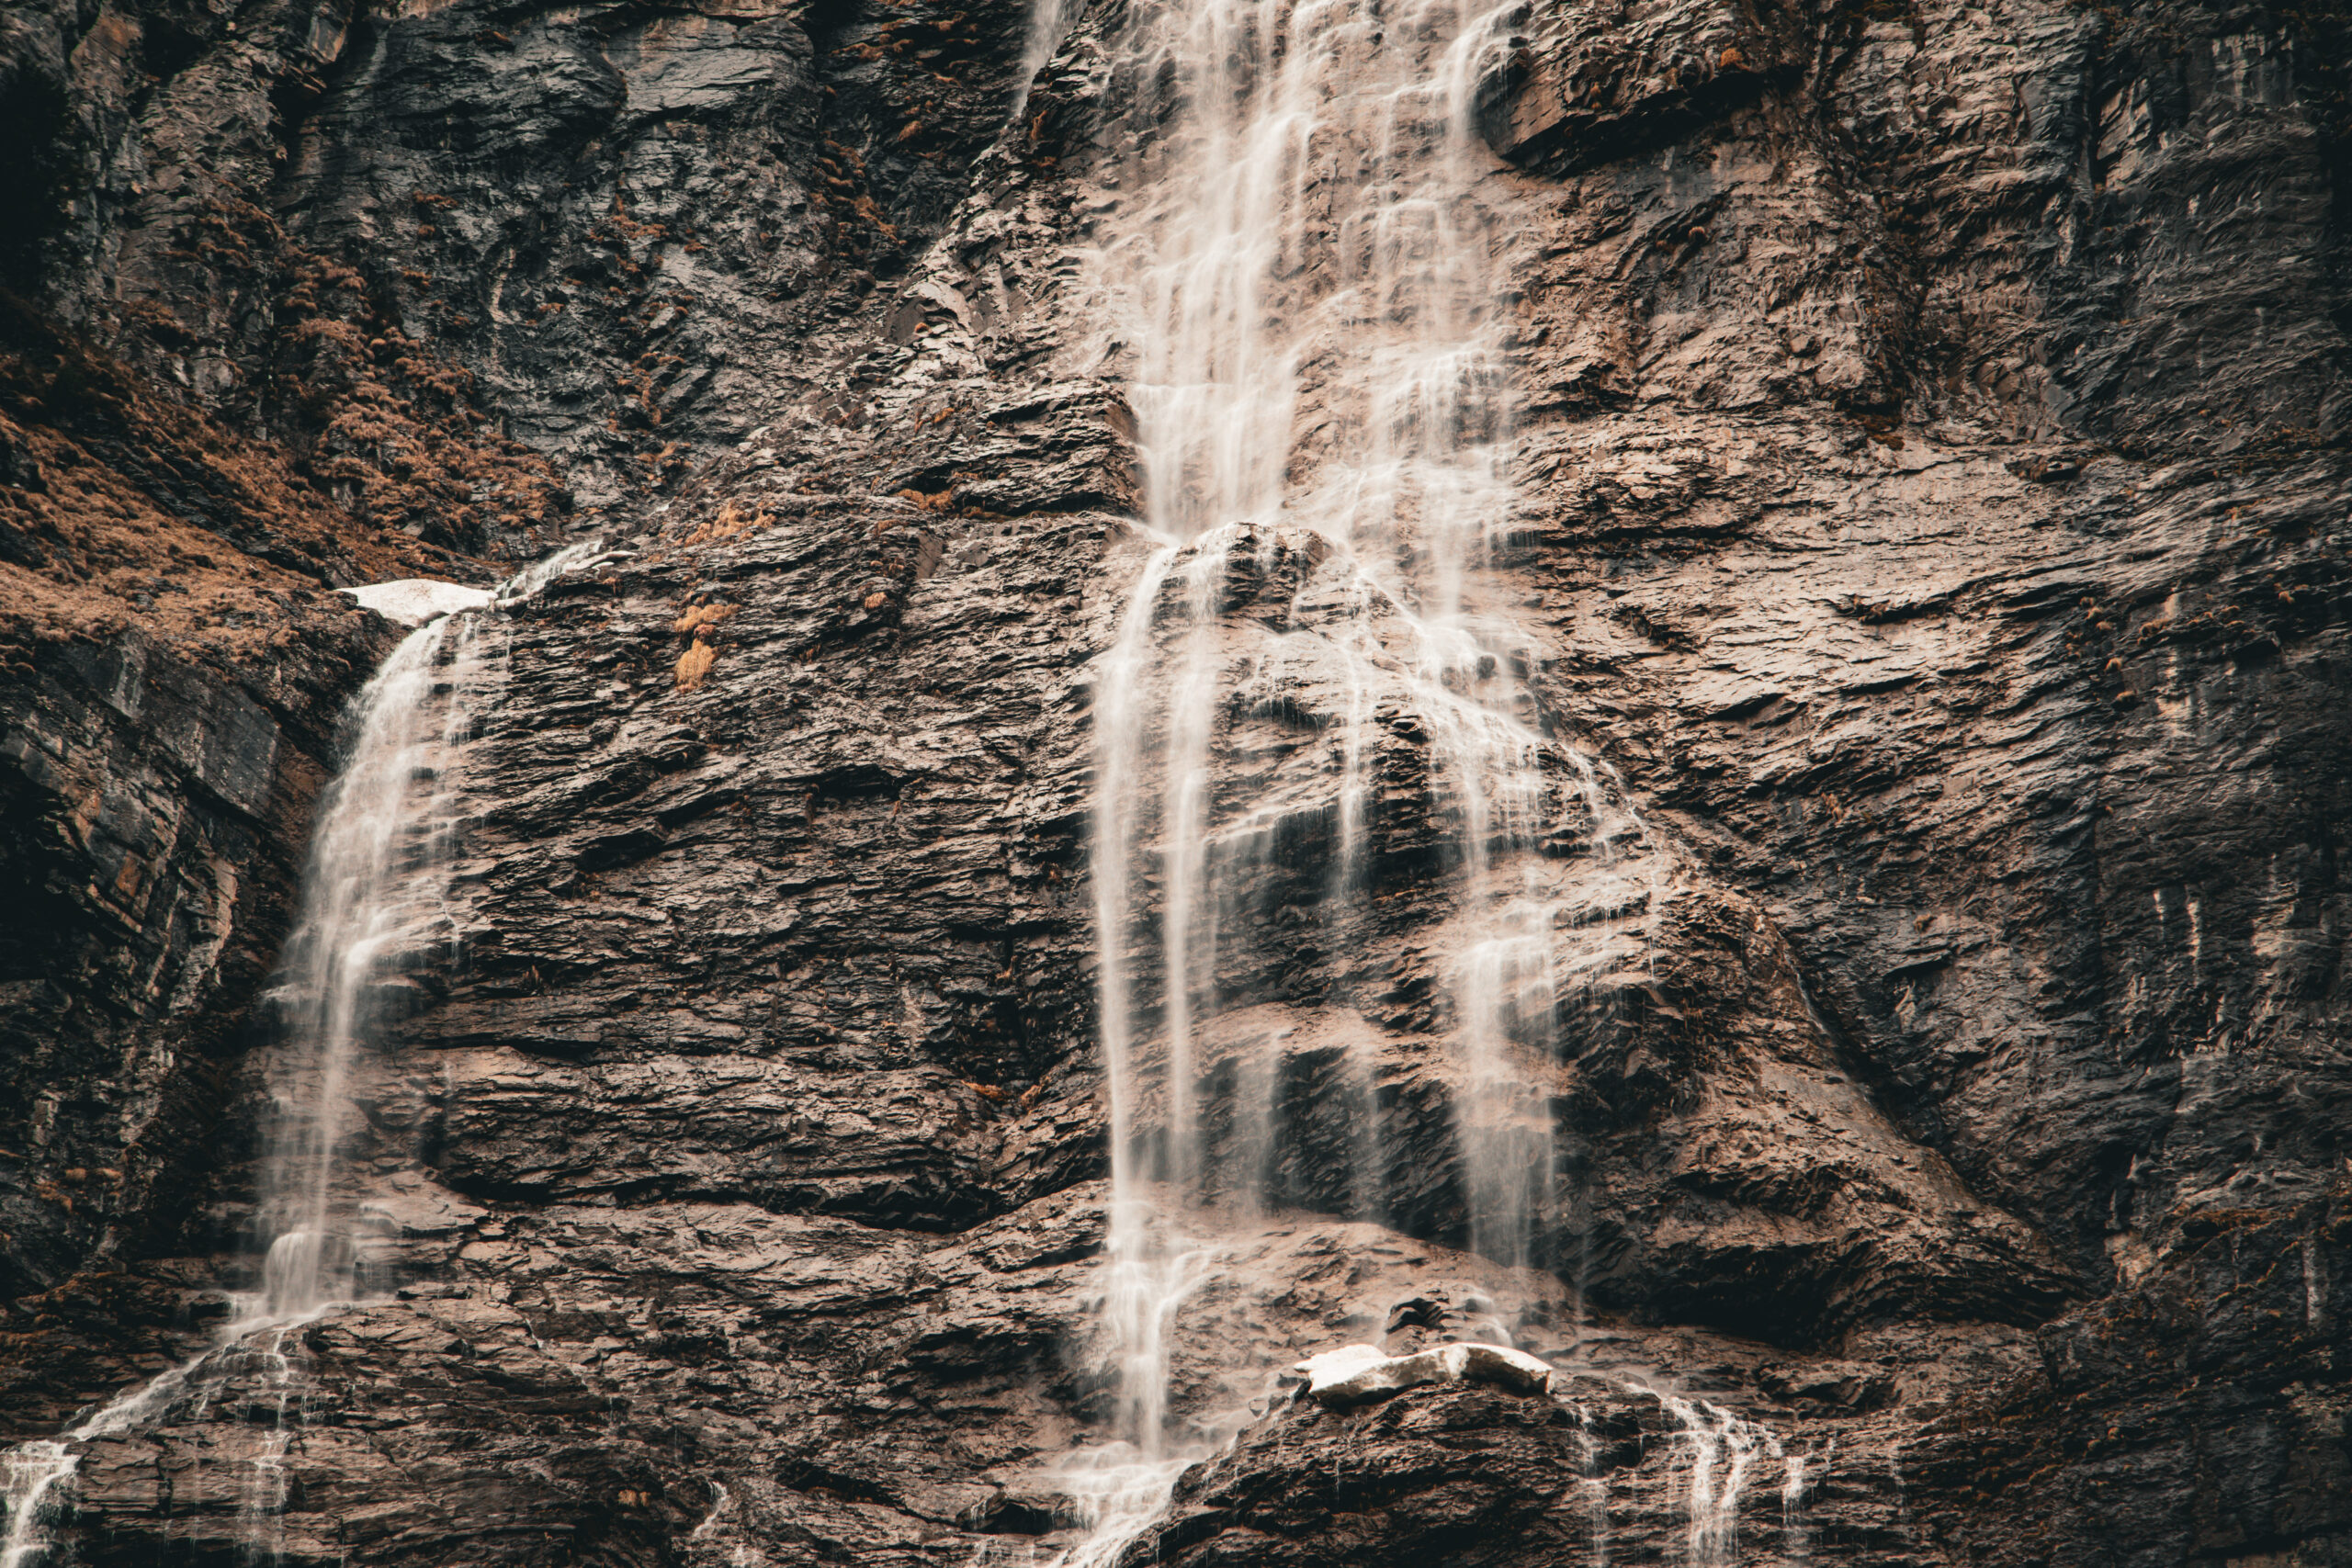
[252,608,497,1314]
[1061,0,1659,1557]
[1663,1393,1774,1567]
[0,548,594,1567]
[1,1354,213,1568]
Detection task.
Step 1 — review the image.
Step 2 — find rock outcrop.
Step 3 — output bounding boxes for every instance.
[1,0,2346,1561]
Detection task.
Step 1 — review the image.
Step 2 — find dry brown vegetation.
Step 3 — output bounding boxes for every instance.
[0,291,463,663]
[672,599,737,690]
[672,602,739,637]
[673,638,719,691]
[681,499,775,547]
[0,184,590,671]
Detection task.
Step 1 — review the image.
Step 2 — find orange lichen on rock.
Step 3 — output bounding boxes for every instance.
[672,602,737,637]
[682,500,773,546]
[674,638,719,691]
[0,294,481,660]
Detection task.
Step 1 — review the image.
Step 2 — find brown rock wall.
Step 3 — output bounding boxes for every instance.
[0,0,2346,1562]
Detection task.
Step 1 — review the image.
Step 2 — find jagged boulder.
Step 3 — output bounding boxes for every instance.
[1287,1343,1556,1409]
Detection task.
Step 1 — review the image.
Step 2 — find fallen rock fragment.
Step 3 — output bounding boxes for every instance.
[1288,1341,1555,1408]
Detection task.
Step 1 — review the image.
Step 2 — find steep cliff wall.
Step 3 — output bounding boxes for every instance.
[1,0,2346,1562]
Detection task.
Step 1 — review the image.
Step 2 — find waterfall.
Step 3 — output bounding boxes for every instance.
[1014,0,1082,121]
[0,1337,216,1568]
[256,538,600,1310]
[251,610,497,1313]
[1662,1394,1777,1567]
[0,547,594,1567]
[1,1448,73,1568]
[1065,0,1656,1553]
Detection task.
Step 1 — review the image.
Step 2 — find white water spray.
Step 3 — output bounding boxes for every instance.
[1013,0,1081,122]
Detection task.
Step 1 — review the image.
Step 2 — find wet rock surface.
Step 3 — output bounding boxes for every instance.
[0,607,400,1421]
[1,0,2347,1562]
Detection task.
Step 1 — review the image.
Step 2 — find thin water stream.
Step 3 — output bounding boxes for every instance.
[0,548,595,1567]
[252,607,499,1316]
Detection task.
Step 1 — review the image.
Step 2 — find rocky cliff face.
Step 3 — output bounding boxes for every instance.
[2,0,2347,1562]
